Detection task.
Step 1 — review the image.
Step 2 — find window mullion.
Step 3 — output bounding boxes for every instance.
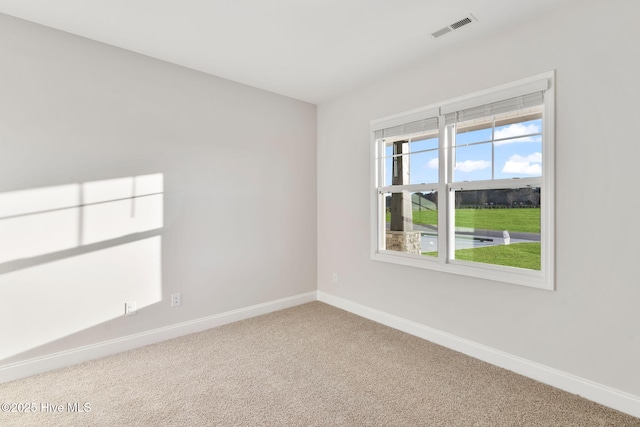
[491,117,495,181]
[438,121,451,263]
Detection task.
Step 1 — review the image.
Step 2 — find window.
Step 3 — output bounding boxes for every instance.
[371,72,554,289]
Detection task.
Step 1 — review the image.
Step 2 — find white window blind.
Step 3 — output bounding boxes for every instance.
[443,91,545,125]
[374,116,439,140]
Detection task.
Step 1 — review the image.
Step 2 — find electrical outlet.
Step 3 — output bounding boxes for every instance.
[125,301,137,316]
[332,273,338,284]
[171,293,181,307]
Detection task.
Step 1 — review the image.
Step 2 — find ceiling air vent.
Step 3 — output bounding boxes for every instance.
[431,14,476,38]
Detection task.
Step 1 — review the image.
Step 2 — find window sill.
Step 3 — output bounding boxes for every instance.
[372,250,554,290]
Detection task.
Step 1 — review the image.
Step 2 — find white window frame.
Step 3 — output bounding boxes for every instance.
[370,71,555,290]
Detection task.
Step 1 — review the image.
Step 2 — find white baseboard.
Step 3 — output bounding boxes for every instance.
[0,291,317,384]
[317,291,640,419]
[3,290,638,419]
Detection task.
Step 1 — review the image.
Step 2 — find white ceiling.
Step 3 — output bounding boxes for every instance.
[0,0,577,104]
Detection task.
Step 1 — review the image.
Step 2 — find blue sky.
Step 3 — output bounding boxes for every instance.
[384,118,542,186]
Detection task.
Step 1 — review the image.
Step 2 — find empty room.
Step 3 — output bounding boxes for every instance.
[1,0,639,425]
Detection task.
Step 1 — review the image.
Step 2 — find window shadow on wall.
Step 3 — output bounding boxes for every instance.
[0,174,164,361]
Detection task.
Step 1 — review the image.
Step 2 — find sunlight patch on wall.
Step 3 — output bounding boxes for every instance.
[0,174,164,361]
[0,236,162,360]
[0,184,80,263]
[0,174,163,264]
[82,174,163,245]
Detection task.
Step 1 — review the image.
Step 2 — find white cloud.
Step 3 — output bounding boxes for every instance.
[502,153,542,175]
[426,158,439,169]
[494,123,541,146]
[455,160,491,173]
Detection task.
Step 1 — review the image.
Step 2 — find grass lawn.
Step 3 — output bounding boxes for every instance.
[454,209,540,233]
[389,208,540,233]
[423,242,540,270]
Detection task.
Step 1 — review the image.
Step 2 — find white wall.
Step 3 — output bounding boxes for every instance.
[0,13,316,366]
[318,0,640,398]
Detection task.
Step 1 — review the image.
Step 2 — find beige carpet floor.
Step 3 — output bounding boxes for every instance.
[1,302,638,426]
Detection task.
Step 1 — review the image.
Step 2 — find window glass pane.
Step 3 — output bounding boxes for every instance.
[409,136,439,185]
[495,138,542,179]
[455,123,492,145]
[411,136,439,152]
[494,118,542,142]
[384,144,393,186]
[452,142,492,182]
[382,191,438,257]
[409,151,438,185]
[382,137,439,186]
[452,188,541,270]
